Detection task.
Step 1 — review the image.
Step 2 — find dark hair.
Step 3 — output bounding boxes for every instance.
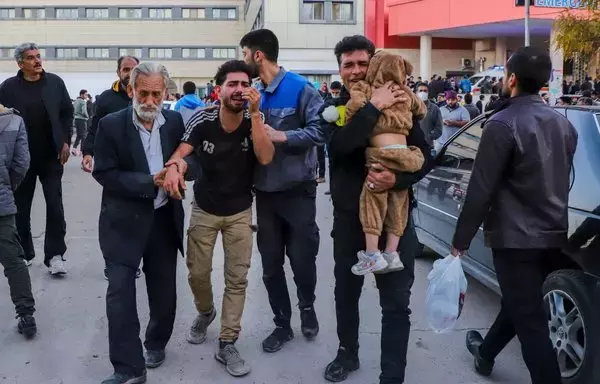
[330,81,342,90]
[479,94,485,100]
[505,46,552,94]
[581,90,592,98]
[214,60,253,86]
[578,97,594,106]
[79,89,87,96]
[183,81,196,95]
[416,82,429,90]
[117,55,139,71]
[560,96,572,104]
[334,35,375,65]
[239,29,279,62]
[464,93,473,104]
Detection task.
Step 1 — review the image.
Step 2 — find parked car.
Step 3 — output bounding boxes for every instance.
[415,106,600,384]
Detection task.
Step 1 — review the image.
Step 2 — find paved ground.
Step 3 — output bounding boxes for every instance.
[0,157,531,384]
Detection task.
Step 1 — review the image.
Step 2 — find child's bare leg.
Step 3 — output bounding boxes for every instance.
[384,233,400,254]
[365,233,380,253]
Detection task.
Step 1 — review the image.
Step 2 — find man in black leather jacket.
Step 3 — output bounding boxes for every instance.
[452,46,578,384]
[320,35,433,384]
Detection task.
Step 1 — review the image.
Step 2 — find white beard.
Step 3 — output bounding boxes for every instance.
[133,98,162,122]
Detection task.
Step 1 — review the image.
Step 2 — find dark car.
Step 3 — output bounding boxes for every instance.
[415,106,600,384]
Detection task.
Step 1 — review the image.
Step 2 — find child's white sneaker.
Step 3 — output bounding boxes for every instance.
[351,251,388,276]
[375,251,405,274]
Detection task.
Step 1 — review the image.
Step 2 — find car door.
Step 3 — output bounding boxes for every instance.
[415,113,495,272]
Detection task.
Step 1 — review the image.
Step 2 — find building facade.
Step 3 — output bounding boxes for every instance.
[0,0,364,97]
[0,0,246,97]
[367,0,592,85]
[245,0,365,85]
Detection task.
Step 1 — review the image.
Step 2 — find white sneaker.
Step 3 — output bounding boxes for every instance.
[375,252,405,274]
[351,251,388,276]
[48,256,67,276]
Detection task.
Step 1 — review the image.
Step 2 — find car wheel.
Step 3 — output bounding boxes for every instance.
[543,270,600,384]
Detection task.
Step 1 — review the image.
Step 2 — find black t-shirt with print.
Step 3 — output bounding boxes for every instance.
[182,107,257,217]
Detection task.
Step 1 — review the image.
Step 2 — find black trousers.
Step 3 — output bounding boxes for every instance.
[15,159,66,266]
[480,248,562,384]
[73,119,87,149]
[0,215,35,317]
[256,181,320,328]
[105,204,179,377]
[333,209,417,384]
[317,146,326,179]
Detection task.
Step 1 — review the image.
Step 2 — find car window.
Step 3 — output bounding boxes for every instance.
[443,118,486,172]
[469,76,483,86]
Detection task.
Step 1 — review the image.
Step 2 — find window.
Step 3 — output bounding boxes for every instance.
[56,8,79,19]
[119,8,142,19]
[252,6,264,31]
[213,48,236,59]
[332,2,353,21]
[86,48,110,59]
[0,9,15,18]
[301,1,324,20]
[0,48,15,58]
[56,48,79,59]
[212,8,236,19]
[86,8,109,19]
[23,8,46,19]
[149,8,172,19]
[119,48,142,58]
[182,8,205,19]
[182,48,206,59]
[149,48,172,59]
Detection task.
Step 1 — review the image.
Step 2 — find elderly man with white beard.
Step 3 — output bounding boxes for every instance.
[92,62,186,384]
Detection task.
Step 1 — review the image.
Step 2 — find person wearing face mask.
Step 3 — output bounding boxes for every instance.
[92,62,186,384]
[437,90,470,151]
[415,83,442,152]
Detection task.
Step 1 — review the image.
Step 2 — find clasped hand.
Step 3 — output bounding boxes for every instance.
[153,159,187,200]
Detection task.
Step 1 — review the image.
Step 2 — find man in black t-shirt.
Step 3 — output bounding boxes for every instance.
[161,60,274,378]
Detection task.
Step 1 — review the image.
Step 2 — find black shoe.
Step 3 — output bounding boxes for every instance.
[466,331,494,376]
[144,350,165,369]
[325,190,331,195]
[300,306,319,339]
[101,371,147,384]
[262,327,294,353]
[250,224,258,233]
[324,347,360,382]
[17,315,37,339]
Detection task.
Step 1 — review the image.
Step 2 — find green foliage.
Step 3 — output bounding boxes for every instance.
[553,0,600,59]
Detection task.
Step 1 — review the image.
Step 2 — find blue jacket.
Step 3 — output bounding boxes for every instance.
[0,107,29,216]
[175,94,205,124]
[255,68,325,192]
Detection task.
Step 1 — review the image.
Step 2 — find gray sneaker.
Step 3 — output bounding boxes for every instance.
[48,256,67,276]
[215,343,251,377]
[375,251,405,274]
[186,308,216,344]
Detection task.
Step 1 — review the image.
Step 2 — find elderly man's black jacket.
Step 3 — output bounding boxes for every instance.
[93,107,185,268]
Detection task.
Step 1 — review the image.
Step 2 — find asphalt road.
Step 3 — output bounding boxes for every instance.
[0,157,531,384]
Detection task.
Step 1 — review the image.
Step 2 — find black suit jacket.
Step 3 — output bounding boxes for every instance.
[93,106,185,267]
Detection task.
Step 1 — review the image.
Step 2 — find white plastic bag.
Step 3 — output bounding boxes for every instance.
[426,254,468,333]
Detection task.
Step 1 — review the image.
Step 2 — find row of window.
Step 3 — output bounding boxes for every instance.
[0,7,236,20]
[0,47,238,60]
[301,1,354,22]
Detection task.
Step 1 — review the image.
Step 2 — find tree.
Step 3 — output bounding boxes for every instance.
[553,0,600,61]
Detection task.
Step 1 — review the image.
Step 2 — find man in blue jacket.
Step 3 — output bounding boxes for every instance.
[174,81,205,124]
[240,29,325,353]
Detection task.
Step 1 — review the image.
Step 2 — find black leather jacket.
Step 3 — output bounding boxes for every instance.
[453,94,578,250]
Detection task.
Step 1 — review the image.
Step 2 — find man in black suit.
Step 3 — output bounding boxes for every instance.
[92,62,185,384]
